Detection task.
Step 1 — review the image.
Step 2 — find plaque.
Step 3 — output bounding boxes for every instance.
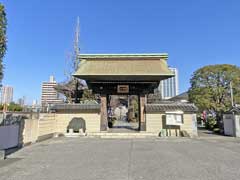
[117,85,129,93]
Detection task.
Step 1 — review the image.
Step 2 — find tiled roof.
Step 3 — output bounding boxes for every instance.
[230,106,240,114]
[169,92,189,101]
[145,102,198,113]
[50,104,100,111]
[73,54,173,81]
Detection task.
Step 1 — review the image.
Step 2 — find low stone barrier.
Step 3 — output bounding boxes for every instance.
[51,104,101,134]
[0,149,5,160]
[145,103,198,137]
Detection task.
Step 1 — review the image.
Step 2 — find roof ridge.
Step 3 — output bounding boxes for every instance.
[78,53,168,59]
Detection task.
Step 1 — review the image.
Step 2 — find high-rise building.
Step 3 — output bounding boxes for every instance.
[1,86,13,104]
[17,96,26,107]
[32,99,38,107]
[41,76,63,106]
[159,68,179,99]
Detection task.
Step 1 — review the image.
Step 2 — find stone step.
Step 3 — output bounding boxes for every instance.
[86,132,158,139]
[64,132,85,138]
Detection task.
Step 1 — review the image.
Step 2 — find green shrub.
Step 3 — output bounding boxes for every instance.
[7,103,23,112]
[205,117,217,130]
[197,116,202,124]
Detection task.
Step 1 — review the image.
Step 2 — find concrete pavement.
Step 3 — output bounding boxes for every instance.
[0,137,240,180]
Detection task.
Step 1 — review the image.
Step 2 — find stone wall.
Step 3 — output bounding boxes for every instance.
[146,113,164,133]
[55,110,101,133]
[21,110,100,145]
[38,114,56,136]
[146,112,198,137]
[23,119,38,144]
[21,113,56,144]
[181,114,197,136]
[38,113,56,141]
[2,105,197,148]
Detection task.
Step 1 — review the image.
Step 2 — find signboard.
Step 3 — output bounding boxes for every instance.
[117,85,129,93]
[166,111,183,126]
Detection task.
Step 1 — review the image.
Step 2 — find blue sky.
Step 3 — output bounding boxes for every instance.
[1,0,240,104]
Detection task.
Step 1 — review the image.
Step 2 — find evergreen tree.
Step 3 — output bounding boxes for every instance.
[0,4,7,85]
[189,64,240,121]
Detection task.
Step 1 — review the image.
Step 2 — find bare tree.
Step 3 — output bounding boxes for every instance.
[55,17,84,103]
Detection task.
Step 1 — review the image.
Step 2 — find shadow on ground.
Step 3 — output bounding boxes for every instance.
[0,158,22,168]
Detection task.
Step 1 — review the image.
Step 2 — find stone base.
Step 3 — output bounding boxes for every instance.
[37,133,55,142]
[65,133,86,137]
[87,132,158,138]
[65,129,86,137]
[139,122,146,131]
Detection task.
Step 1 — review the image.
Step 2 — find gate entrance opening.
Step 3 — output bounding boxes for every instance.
[107,95,139,132]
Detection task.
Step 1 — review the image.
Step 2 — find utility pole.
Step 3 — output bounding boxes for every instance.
[74,17,80,103]
[230,81,234,107]
[74,16,80,71]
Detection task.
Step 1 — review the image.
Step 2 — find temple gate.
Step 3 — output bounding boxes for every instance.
[74,54,173,131]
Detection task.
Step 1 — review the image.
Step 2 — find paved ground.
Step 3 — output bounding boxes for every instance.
[111,120,139,132]
[197,128,223,138]
[1,137,240,180]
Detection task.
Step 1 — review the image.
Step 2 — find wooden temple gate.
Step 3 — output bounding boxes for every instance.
[74,54,173,132]
[91,82,158,131]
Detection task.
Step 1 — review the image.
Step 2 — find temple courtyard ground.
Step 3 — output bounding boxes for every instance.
[1,136,240,180]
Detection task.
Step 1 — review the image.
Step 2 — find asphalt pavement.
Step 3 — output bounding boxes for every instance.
[0,137,240,180]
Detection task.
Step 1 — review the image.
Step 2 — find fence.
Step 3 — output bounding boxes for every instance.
[0,112,55,150]
[0,107,101,150]
[223,114,240,137]
[0,124,19,150]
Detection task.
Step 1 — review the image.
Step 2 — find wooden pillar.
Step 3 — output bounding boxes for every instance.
[139,94,146,131]
[100,94,108,131]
